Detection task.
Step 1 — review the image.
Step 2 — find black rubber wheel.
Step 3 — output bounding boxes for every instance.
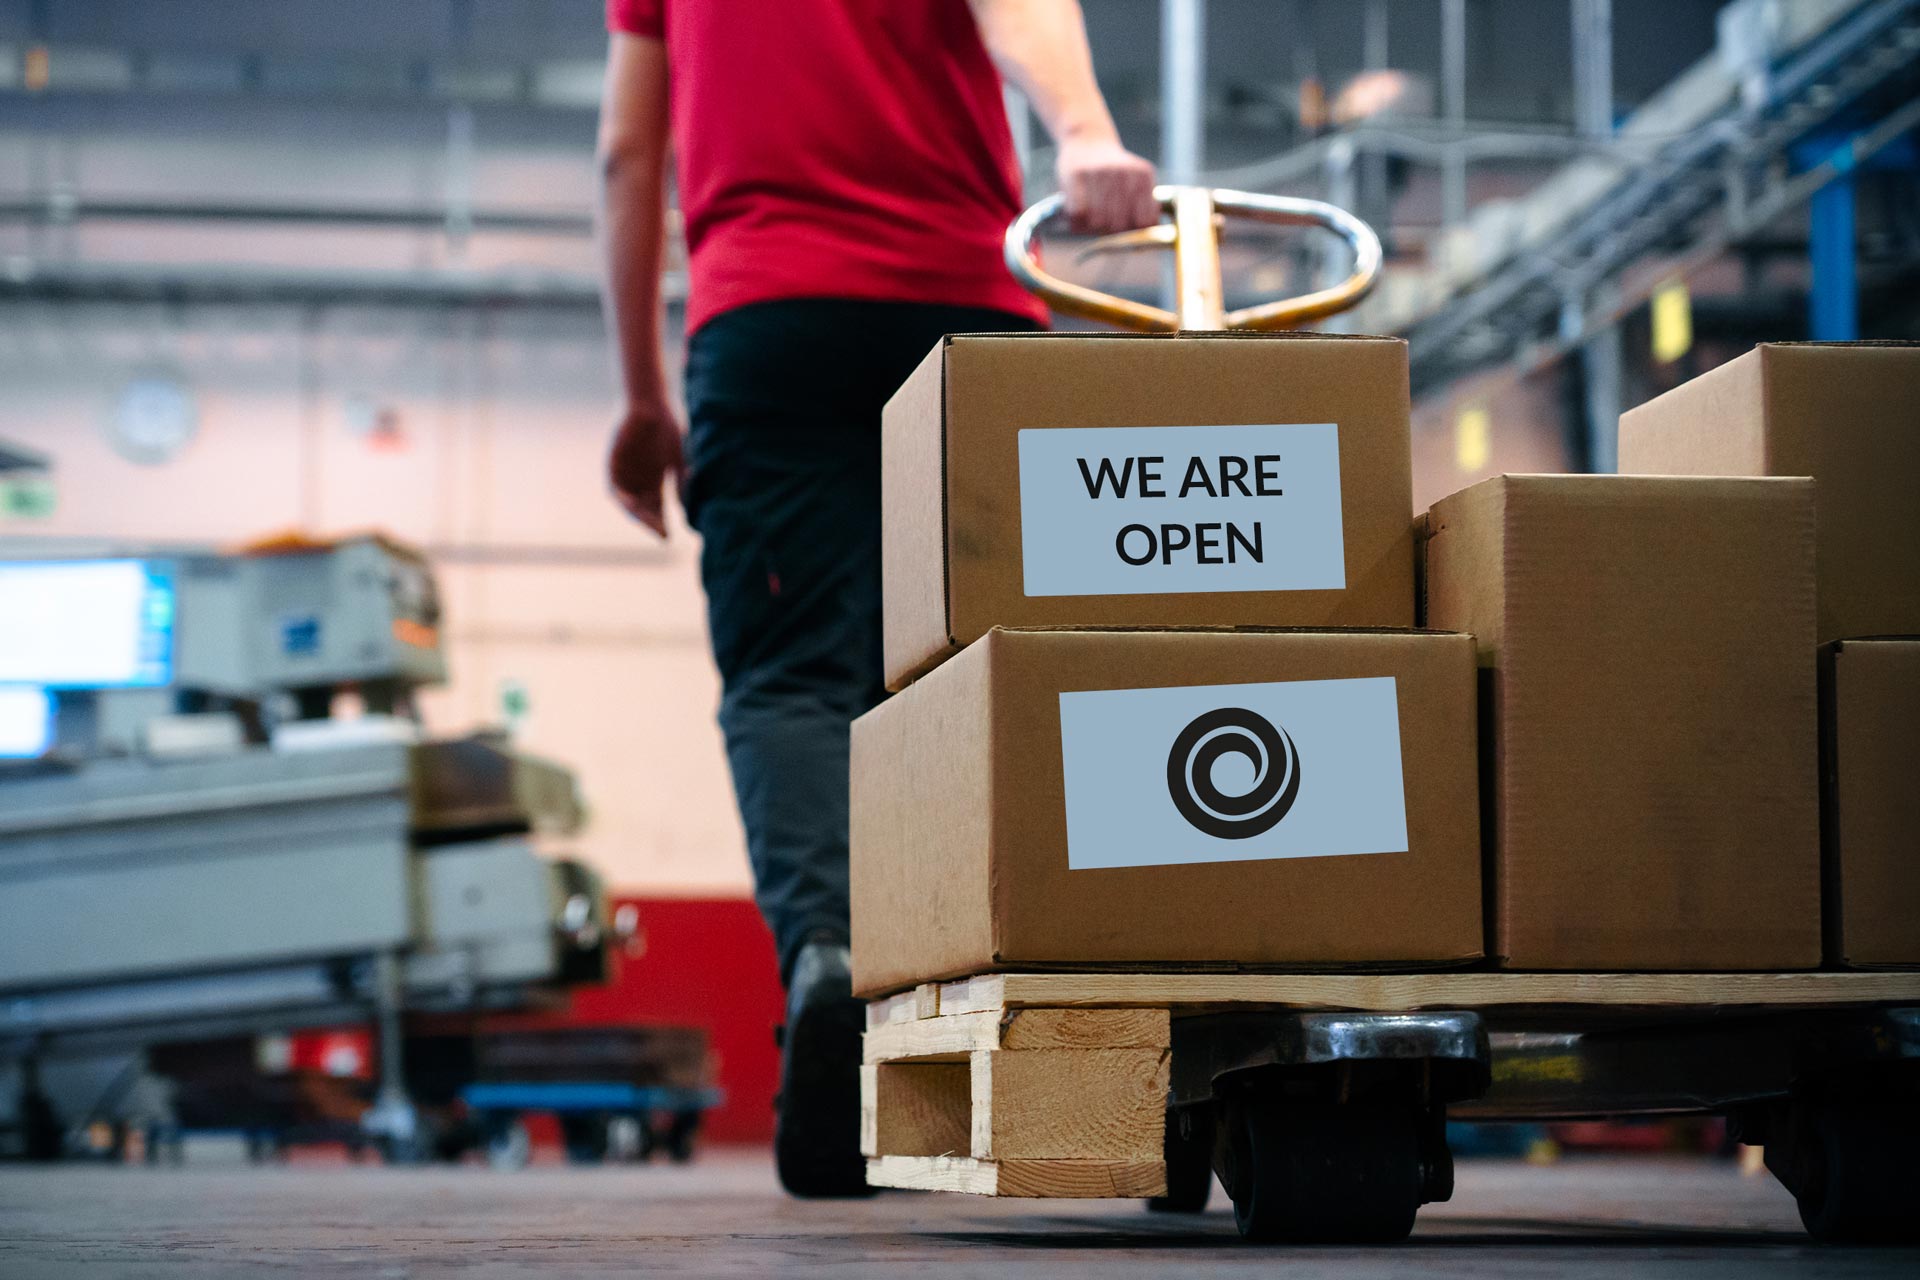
[1792,1105,1920,1243]
[1221,1095,1423,1243]
[1146,1106,1213,1213]
[632,1113,660,1162]
[561,1113,611,1165]
[483,1115,532,1170]
[663,1110,702,1164]
[20,1087,61,1162]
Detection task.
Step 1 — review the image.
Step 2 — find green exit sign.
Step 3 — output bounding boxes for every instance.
[0,477,55,519]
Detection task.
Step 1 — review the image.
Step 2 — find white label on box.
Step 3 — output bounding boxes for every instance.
[1058,677,1408,870]
[1017,423,1345,597]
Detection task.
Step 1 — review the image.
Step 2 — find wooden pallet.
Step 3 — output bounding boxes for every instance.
[860,969,1920,1197]
[860,1003,1171,1197]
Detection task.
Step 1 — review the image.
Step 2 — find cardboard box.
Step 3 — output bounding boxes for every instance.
[1821,639,1920,968]
[881,333,1415,690]
[850,627,1481,996]
[1423,474,1821,971]
[1619,342,1920,642]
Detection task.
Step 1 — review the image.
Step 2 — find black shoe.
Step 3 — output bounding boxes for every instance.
[773,940,875,1198]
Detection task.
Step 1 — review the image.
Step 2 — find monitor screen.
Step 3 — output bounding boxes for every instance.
[0,685,52,758]
[0,559,176,688]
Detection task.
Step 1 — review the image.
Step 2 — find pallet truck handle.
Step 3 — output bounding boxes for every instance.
[1004,184,1383,332]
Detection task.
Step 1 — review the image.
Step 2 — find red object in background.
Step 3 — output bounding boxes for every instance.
[286,1030,373,1079]
[500,896,784,1145]
[1551,1118,1730,1154]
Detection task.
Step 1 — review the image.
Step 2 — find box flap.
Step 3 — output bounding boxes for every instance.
[1823,639,1920,967]
[881,340,961,690]
[850,634,997,996]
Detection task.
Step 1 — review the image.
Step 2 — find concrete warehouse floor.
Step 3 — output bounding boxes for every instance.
[3,1150,1917,1278]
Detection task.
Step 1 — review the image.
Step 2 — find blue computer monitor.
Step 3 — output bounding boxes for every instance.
[0,559,176,689]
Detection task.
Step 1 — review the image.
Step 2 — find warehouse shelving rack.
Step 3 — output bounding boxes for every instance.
[1402,0,1920,396]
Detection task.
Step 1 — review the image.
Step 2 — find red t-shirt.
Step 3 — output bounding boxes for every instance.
[606,0,1049,335]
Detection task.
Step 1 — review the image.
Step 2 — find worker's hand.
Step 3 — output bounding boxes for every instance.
[1056,134,1158,235]
[608,396,685,538]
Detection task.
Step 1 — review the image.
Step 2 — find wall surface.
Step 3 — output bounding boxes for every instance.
[0,300,750,898]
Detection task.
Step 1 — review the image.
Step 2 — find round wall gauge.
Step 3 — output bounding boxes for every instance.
[106,372,199,465]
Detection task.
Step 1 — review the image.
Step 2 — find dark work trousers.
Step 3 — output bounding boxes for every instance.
[682,298,1043,985]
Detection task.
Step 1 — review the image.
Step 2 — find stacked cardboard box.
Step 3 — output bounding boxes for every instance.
[1619,343,1920,967]
[853,334,1482,996]
[1421,474,1820,970]
[852,332,1900,996]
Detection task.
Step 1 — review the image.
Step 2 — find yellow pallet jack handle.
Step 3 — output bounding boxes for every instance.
[1004,185,1383,332]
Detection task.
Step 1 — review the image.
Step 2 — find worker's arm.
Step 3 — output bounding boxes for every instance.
[967,0,1158,234]
[596,30,681,536]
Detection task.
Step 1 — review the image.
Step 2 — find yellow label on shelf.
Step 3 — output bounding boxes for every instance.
[1652,278,1692,364]
[1455,406,1491,473]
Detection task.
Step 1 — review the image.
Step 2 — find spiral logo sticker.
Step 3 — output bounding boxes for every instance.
[1164,707,1302,840]
[1058,676,1406,870]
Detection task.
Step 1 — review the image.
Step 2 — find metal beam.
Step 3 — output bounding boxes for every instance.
[0,196,595,236]
[1363,0,1390,71]
[1580,321,1623,473]
[1803,136,1861,341]
[1160,0,1206,185]
[1572,0,1614,139]
[1405,0,1920,394]
[1441,0,1469,228]
[0,260,684,312]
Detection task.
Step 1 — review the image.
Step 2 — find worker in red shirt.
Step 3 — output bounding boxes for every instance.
[598,0,1155,1197]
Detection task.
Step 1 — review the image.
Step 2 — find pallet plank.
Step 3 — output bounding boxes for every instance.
[864,1008,1170,1064]
[864,1010,999,1064]
[866,1155,1165,1198]
[931,970,1920,1016]
[864,984,941,1030]
[1002,1008,1169,1052]
[971,1047,1167,1161]
[929,974,1008,1019]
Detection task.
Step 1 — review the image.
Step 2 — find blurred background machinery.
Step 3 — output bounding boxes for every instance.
[0,535,620,1161]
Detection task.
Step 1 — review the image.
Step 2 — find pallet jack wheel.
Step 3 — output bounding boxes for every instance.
[656,1109,698,1164]
[19,1085,61,1162]
[561,1113,612,1165]
[1780,1104,1920,1243]
[1216,1094,1423,1243]
[484,1116,533,1171]
[1146,1105,1213,1213]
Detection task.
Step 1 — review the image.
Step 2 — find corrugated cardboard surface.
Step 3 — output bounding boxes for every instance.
[1821,639,1920,968]
[849,635,997,997]
[880,333,1416,690]
[851,627,1481,997]
[1620,342,1920,642]
[879,342,955,689]
[1424,474,1821,971]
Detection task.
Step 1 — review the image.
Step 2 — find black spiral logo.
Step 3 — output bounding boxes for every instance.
[1165,708,1301,840]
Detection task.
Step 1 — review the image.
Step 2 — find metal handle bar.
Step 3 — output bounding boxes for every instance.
[1003,184,1382,332]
